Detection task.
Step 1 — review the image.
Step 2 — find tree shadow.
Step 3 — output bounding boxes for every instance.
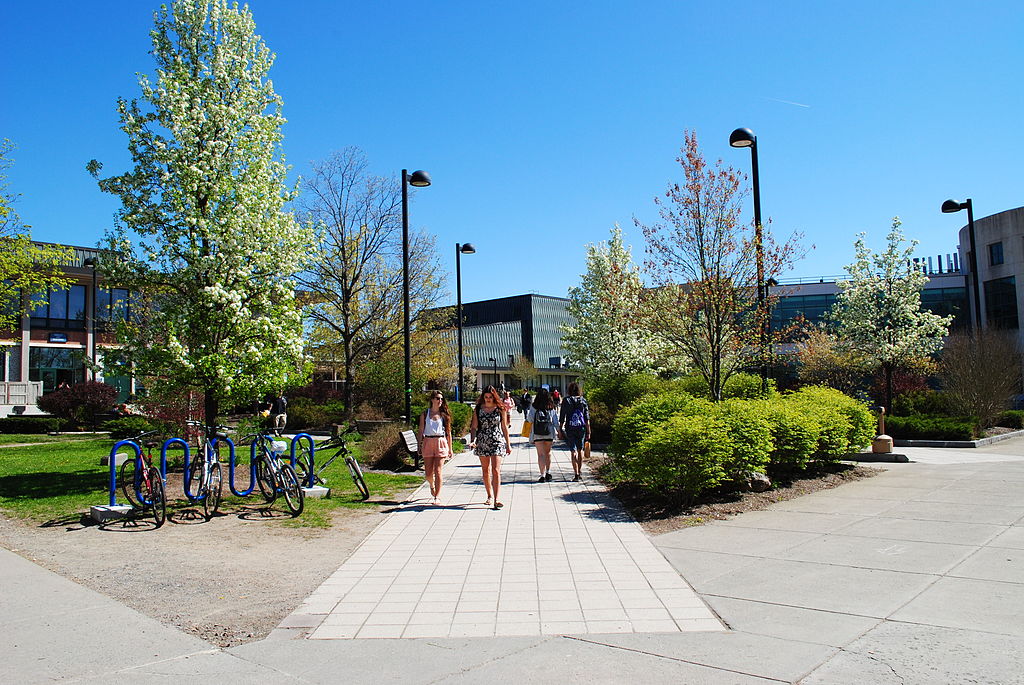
[554,490,635,523]
[0,470,107,500]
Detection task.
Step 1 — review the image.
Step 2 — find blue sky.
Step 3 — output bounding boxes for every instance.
[3,1,1022,304]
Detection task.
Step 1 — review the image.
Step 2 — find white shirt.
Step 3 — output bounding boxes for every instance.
[424,413,445,437]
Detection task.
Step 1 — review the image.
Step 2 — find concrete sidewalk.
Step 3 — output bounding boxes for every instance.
[4,430,1024,683]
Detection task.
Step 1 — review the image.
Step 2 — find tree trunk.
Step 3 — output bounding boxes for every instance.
[204,388,218,433]
[884,363,894,415]
[343,334,354,418]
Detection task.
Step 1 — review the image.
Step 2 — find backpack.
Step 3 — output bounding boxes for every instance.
[533,409,552,436]
[567,397,586,428]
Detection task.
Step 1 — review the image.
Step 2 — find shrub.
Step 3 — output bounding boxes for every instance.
[409,398,472,437]
[996,410,1024,429]
[624,414,731,502]
[37,382,118,426]
[588,400,614,444]
[285,397,345,431]
[588,374,666,411]
[892,390,955,417]
[759,401,819,469]
[0,417,64,434]
[789,386,875,452]
[886,415,976,441]
[714,399,773,475]
[361,423,407,469]
[102,416,166,440]
[666,372,776,401]
[609,392,709,458]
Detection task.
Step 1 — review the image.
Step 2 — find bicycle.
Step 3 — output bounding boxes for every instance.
[184,420,228,521]
[117,429,167,528]
[245,432,304,516]
[293,425,369,500]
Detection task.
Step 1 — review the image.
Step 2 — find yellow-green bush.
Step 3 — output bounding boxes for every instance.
[790,386,874,451]
[755,401,820,468]
[609,392,709,458]
[714,399,773,474]
[626,414,731,501]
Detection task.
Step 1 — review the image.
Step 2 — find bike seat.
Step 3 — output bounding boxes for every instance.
[213,432,230,441]
[144,441,160,449]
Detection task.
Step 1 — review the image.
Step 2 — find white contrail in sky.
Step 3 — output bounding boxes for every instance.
[765,97,811,108]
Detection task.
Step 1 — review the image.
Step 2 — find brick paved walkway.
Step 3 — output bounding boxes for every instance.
[275,422,723,639]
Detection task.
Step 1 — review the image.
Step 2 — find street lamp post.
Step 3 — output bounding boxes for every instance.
[82,257,98,380]
[730,127,768,393]
[401,169,431,425]
[455,242,476,402]
[941,198,982,329]
[488,357,497,389]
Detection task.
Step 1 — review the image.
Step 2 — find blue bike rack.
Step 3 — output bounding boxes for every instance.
[107,440,142,506]
[226,436,261,497]
[290,433,316,487]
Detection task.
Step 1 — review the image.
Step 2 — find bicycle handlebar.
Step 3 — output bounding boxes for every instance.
[127,429,159,442]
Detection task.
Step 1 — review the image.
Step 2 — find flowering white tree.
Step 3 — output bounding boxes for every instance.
[562,226,664,381]
[828,217,952,410]
[88,0,312,426]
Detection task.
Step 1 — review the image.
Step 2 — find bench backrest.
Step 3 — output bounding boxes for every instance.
[400,430,419,453]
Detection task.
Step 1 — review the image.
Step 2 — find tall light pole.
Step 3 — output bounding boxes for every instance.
[942,198,982,329]
[730,127,767,392]
[402,169,432,424]
[455,242,476,402]
[82,257,98,380]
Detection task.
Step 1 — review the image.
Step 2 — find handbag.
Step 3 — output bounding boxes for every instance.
[520,420,532,438]
[584,440,591,460]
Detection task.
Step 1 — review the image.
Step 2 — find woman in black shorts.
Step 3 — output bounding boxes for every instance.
[528,388,558,482]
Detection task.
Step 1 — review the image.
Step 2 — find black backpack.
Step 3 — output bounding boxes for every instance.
[533,409,552,435]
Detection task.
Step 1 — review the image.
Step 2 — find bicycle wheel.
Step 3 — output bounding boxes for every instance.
[148,467,166,528]
[203,462,222,521]
[347,456,370,500]
[279,464,304,517]
[256,457,277,503]
[119,457,142,508]
[293,444,312,486]
[185,458,202,502]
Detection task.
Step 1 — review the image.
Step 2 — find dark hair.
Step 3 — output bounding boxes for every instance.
[426,391,452,434]
[475,385,506,413]
[567,382,581,397]
[533,387,553,411]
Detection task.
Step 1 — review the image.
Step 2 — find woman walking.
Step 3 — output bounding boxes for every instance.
[528,387,558,482]
[417,390,453,505]
[470,385,511,509]
[558,382,591,481]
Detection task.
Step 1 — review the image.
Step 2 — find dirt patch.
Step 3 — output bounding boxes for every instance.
[585,451,881,536]
[0,491,417,648]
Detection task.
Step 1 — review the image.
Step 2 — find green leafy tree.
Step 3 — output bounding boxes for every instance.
[827,218,952,411]
[562,226,664,382]
[0,140,73,329]
[88,0,313,426]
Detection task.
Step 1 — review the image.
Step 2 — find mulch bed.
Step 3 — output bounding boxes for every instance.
[585,451,881,536]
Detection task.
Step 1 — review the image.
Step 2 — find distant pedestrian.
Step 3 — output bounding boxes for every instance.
[417,390,453,506]
[521,390,532,416]
[502,390,516,419]
[528,388,558,482]
[551,388,561,410]
[265,391,288,436]
[470,385,511,509]
[559,382,590,481]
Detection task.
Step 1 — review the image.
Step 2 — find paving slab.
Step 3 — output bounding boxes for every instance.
[890,576,1024,636]
[654,522,821,556]
[712,509,867,534]
[654,547,761,591]
[801,620,1024,685]
[989,526,1024,549]
[700,557,937,617]
[777,533,976,574]
[881,500,1024,525]
[835,515,1004,546]
[766,493,900,516]
[946,546,1024,583]
[702,596,880,647]
[278,431,721,639]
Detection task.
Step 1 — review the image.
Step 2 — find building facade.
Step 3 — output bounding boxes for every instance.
[957,206,1024,334]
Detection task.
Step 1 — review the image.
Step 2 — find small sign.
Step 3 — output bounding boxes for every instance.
[48,332,68,343]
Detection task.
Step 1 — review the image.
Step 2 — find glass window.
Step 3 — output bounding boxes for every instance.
[28,286,87,330]
[984,276,1018,329]
[69,285,86,321]
[29,347,85,393]
[990,242,1004,266]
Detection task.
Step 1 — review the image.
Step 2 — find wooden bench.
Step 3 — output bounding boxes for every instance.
[400,430,420,468]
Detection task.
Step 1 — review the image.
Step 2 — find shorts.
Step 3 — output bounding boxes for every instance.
[564,427,586,453]
[422,436,451,459]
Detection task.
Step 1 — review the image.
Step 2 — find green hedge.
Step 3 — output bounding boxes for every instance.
[0,417,64,434]
[607,385,874,498]
[886,415,976,441]
[668,372,777,401]
[996,410,1024,429]
[102,416,166,441]
[410,398,472,436]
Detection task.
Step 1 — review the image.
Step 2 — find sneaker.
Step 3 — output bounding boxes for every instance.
[537,476,546,483]
[545,473,553,482]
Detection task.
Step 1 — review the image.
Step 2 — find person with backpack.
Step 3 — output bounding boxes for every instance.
[266,391,288,436]
[527,387,558,482]
[521,390,532,416]
[417,390,453,505]
[558,382,590,481]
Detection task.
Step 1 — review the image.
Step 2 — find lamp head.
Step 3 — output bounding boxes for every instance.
[729,128,756,148]
[83,257,97,268]
[408,170,432,187]
[459,243,476,254]
[941,199,965,214]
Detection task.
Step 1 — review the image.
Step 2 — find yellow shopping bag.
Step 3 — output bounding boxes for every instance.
[520,420,532,438]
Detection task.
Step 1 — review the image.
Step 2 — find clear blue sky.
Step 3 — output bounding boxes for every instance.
[3,1,1022,303]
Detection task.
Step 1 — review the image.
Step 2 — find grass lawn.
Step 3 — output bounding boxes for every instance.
[0,436,421,527]
[0,433,101,446]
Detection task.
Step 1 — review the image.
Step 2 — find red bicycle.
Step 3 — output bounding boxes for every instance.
[118,430,167,528]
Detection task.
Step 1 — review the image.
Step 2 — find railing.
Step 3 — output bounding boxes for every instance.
[0,381,43,406]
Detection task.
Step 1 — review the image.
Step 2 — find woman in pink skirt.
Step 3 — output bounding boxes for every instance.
[418,390,453,505]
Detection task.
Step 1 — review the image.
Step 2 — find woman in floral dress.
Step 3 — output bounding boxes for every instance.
[470,385,511,509]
